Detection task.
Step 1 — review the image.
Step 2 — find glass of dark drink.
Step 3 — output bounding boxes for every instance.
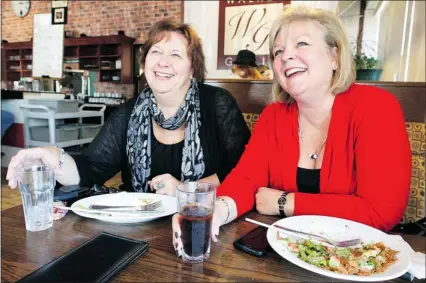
[176,182,216,263]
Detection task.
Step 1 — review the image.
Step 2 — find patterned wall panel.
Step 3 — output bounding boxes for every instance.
[243,113,260,133]
[402,154,425,223]
[242,115,426,224]
[406,122,426,155]
[403,122,426,223]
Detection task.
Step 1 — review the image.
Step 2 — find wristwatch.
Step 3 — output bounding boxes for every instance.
[278,191,288,217]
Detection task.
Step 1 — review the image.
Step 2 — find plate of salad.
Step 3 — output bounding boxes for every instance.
[266,216,411,281]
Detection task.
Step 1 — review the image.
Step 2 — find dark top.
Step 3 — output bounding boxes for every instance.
[73,83,251,191]
[150,126,184,181]
[296,167,320,194]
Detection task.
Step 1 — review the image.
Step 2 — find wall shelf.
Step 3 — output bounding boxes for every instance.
[100,68,121,71]
[1,41,33,82]
[100,55,121,58]
[63,35,133,83]
[2,35,135,85]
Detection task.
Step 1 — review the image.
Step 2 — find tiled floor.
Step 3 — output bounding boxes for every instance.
[1,168,122,211]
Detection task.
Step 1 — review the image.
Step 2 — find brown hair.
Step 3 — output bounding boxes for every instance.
[269,4,356,102]
[140,19,207,83]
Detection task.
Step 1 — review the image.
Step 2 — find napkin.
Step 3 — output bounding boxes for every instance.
[389,235,426,280]
[53,201,68,220]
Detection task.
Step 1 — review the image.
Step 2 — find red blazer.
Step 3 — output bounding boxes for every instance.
[217,83,412,231]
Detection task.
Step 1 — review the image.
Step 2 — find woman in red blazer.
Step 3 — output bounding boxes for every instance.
[172,4,411,254]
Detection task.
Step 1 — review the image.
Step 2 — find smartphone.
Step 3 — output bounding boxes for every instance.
[233,226,270,257]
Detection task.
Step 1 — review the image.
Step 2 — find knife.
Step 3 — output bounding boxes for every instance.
[54,206,165,217]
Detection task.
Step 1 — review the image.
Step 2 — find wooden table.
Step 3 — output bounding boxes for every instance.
[2,205,425,282]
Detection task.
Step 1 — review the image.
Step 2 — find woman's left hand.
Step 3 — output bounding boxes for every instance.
[255,187,283,215]
[149,174,182,197]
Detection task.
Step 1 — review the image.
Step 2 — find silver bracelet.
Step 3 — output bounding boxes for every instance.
[216,197,230,224]
[58,147,65,168]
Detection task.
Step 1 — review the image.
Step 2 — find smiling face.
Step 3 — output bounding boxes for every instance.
[144,32,193,97]
[272,19,338,100]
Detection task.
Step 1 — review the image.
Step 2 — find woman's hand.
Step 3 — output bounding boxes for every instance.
[172,199,229,257]
[255,187,283,215]
[148,173,182,197]
[6,146,61,189]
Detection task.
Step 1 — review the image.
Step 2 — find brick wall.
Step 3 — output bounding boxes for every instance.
[1,0,183,97]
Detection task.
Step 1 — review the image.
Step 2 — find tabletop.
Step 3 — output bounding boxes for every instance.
[1,205,425,282]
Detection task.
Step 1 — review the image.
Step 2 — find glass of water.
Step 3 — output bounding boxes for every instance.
[17,163,55,232]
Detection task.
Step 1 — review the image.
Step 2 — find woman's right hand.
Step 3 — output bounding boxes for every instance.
[172,200,230,257]
[6,146,61,189]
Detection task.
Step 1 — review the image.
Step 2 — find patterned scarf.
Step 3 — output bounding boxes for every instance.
[126,79,205,192]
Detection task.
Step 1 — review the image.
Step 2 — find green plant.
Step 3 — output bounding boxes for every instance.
[354,53,381,70]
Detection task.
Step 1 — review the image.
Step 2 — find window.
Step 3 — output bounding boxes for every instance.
[377,1,425,82]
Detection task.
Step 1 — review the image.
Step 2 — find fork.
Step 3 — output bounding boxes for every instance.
[245,218,361,248]
[273,224,361,247]
[89,200,162,211]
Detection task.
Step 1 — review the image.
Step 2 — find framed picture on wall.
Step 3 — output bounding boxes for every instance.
[217,1,290,70]
[52,7,67,25]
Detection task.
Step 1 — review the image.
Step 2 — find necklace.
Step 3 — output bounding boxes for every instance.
[298,115,328,160]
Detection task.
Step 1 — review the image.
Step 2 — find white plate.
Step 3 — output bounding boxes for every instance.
[71,192,177,223]
[267,216,411,282]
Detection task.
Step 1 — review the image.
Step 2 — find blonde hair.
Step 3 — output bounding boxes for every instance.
[232,65,264,80]
[269,4,356,102]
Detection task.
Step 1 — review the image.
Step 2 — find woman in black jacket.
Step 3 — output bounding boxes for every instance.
[7,19,250,196]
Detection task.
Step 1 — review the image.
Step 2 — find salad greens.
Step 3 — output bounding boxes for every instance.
[279,235,398,276]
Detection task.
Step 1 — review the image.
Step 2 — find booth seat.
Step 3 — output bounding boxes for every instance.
[205,79,426,224]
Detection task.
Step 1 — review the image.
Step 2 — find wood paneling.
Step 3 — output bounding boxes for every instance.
[205,79,426,123]
[206,79,273,113]
[357,81,426,123]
